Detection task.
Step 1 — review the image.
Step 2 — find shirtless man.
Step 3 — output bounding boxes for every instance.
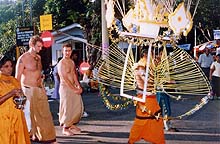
[128,49,165,144]
[57,43,84,136]
[15,35,56,143]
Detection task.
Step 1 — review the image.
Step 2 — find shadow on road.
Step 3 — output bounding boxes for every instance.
[46,91,220,144]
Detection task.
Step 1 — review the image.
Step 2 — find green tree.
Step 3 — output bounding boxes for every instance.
[0,19,17,55]
[0,2,16,24]
[193,0,220,43]
[43,0,101,45]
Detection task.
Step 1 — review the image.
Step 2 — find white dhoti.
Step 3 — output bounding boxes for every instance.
[23,99,31,132]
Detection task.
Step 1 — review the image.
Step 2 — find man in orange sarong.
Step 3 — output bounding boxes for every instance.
[128,49,165,144]
[0,56,30,144]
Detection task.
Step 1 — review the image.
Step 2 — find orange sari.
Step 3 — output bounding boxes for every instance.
[0,74,30,144]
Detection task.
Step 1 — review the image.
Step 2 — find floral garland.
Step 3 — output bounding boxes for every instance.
[98,83,133,111]
[99,81,209,119]
[175,95,209,120]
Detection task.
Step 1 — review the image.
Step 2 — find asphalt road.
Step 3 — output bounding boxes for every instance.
[34,90,220,144]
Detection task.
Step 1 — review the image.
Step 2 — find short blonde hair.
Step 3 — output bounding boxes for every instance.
[29,35,43,46]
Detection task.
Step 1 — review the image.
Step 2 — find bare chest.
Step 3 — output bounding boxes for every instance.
[24,56,41,71]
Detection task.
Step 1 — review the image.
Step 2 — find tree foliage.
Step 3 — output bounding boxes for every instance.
[193,0,220,43]
[0,19,16,55]
[43,0,101,45]
[0,0,219,56]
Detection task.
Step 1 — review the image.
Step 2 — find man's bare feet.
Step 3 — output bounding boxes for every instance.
[31,134,38,141]
[69,125,81,134]
[69,128,81,134]
[69,125,81,132]
[62,128,74,136]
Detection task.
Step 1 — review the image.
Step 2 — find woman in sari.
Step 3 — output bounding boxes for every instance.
[0,56,30,144]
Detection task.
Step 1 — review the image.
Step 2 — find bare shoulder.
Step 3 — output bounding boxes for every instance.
[17,52,28,63]
[59,59,65,64]
[20,52,31,59]
[60,59,71,65]
[57,59,66,68]
[58,59,74,72]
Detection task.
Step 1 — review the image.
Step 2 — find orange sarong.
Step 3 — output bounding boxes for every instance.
[128,94,165,144]
[0,74,30,144]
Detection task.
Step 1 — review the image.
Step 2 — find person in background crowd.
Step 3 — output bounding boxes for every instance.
[209,54,220,100]
[198,46,213,79]
[156,90,178,132]
[71,50,79,68]
[0,55,31,144]
[71,50,89,117]
[15,35,56,143]
[215,37,220,55]
[51,57,62,100]
[155,49,178,132]
[82,66,99,92]
[71,50,81,79]
[57,43,84,136]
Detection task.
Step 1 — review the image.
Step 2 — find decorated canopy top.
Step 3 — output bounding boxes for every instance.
[106,0,196,45]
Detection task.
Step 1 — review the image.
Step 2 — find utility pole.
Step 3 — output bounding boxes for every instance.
[101,0,109,58]
[194,25,197,58]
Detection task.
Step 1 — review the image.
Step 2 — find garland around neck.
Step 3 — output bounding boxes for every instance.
[28,51,39,61]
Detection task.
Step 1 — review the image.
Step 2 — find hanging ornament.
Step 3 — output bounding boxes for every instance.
[168,2,193,36]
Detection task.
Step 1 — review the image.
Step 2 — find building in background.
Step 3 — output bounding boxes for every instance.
[51,23,87,65]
